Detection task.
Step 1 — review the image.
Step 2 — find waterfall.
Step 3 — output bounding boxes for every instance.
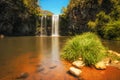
[52,15,59,36]
[40,15,47,36]
[40,16,43,36]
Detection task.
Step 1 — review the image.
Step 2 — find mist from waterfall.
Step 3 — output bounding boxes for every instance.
[52,15,59,36]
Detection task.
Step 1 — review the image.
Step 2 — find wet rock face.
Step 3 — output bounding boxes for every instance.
[0,0,37,36]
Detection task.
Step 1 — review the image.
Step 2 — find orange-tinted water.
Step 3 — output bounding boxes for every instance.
[0,36,120,80]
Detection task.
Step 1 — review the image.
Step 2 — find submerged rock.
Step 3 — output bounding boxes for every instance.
[37,67,45,72]
[16,72,29,79]
[95,61,106,70]
[72,61,85,68]
[49,65,57,69]
[0,34,4,38]
[69,67,82,77]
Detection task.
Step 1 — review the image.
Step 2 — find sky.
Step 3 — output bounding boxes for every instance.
[39,0,69,14]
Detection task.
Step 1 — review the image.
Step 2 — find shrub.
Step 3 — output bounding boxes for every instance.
[61,32,107,66]
[103,20,120,40]
[87,20,96,30]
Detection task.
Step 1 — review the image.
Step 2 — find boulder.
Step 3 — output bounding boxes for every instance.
[95,61,106,70]
[112,60,119,64]
[108,50,120,57]
[69,67,82,77]
[103,58,111,66]
[72,61,85,68]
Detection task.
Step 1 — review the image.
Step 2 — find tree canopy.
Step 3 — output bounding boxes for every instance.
[60,0,120,40]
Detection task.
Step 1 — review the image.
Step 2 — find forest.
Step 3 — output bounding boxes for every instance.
[0,0,120,40]
[60,0,120,40]
[0,0,42,36]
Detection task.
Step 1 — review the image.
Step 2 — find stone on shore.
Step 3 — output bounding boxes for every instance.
[95,61,106,70]
[112,60,119,64]
[103,58,111,66]
[69,67,82,77]
[72,61,85,68]
[108,50,120,57]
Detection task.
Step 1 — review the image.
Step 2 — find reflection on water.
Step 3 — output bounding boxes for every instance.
[0,37,77,80]
[102,40,120,53]
[0,36,119,80]
[51,37,59,60]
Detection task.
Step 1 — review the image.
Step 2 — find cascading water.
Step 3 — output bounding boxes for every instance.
[40,16,43,36]
[40,15,47,36]
[52,15,59,36]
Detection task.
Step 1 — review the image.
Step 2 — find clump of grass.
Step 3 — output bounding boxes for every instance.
[61,32,107,66]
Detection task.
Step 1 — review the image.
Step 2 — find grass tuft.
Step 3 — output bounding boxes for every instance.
[61,32,107,66]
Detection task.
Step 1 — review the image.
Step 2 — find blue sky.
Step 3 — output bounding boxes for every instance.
[38,0,69,14]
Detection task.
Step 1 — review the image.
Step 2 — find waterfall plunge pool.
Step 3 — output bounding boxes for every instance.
[0,36,120,80]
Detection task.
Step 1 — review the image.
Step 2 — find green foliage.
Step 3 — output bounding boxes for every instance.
[87,20,96,31]
[110,0,120,20]
[103,21,120,40]
[96,11,111,25]
[59,15,69,36]
[88,11,111,36]
[61,0,120,39]
[23,0,41,15]
[0,0,41,36]
[61,32,107,66]
[87,0,120,40]
[60,0,101,35]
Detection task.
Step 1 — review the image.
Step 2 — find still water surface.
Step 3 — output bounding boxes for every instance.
[0,36,119,80]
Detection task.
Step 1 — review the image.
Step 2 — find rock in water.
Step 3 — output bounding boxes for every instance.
[69,67,82,77]
[0,34,4,38]
[16,72,29,79]
[72,61,85,68]
[95,61,106,70]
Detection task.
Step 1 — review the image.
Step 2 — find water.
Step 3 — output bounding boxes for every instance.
[0,36,119,80]
[0,36,77,80]
[102,40,120,53]
[40,16,47,36]
[40,15,59,36]
[52,15,59,36]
